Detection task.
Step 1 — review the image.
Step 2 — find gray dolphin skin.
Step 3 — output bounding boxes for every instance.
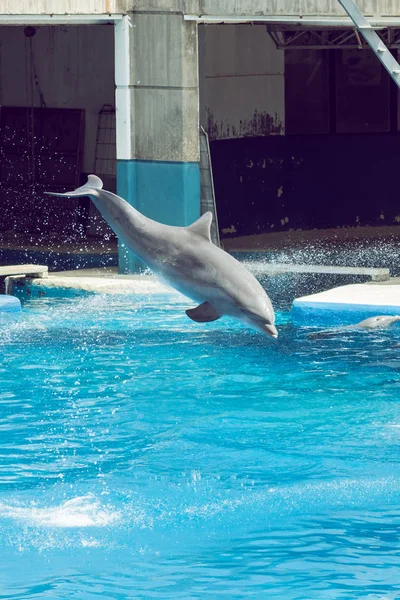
[357,315,400,329]
[308,315,400,339]
[46,175,277,338]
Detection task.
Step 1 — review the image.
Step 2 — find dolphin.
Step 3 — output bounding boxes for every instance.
[307,315,400,339]
[46,175,277,338]
[357,315,400,329]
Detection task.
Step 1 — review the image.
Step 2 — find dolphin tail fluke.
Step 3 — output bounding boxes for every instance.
[45,174,103,197]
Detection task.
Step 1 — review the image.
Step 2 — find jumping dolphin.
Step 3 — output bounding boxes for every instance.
[307,315,400,339]
[46,175,277,338]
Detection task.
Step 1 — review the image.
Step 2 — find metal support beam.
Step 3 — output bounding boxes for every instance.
[338,0,400,88]
[267,26,400,50]
[184,15,400,28]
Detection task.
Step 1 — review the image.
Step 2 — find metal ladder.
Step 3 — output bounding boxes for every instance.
[94,104,117,190]
[338,0,400,88]
[199,126,221,247]
[86,104,117,237]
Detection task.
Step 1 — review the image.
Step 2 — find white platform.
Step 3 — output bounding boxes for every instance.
[292,283,400,326]
[2,265,48,294]
[7,272,174,299]
[0,264,48,278]
[0,295,21,313]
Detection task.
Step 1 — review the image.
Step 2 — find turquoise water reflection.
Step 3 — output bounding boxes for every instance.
[0,294,400,598]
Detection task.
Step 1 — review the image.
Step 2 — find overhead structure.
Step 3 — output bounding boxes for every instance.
[268,26,400,50]
[337,0,400,89]
[264,2,400,88]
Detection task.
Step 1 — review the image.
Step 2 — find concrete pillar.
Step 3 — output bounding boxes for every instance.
[114,11,200,273]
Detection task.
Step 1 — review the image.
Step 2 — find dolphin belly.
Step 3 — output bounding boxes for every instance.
[156,255,275,330]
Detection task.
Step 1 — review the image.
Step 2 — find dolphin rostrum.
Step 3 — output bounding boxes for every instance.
[46,175,277,338]
[308,315,400,339]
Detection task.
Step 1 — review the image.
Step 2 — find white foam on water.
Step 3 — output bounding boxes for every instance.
[80,537,101,547]
[0,494,120,528]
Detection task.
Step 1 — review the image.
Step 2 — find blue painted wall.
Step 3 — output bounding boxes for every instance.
[117,159,200,273]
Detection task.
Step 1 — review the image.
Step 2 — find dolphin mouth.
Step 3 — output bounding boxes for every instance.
[239,309,278,338]
[249,319,278,338]
[261,323,279,339]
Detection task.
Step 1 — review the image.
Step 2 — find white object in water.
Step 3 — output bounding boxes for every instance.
[292,283,400,326]
[0,295,21,313]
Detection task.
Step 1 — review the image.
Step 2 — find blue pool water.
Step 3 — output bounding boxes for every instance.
[1,292,400,599]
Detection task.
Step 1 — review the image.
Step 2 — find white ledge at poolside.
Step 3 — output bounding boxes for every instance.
[7,270,175,298]
[0,264,48,278]
[292,282,400,327]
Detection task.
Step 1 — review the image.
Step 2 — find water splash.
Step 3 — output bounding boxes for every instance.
[0,494,120,528]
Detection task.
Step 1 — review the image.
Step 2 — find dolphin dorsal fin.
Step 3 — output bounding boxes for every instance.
[188,212,213,242]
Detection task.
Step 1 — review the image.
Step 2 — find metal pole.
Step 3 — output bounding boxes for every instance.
[338,0,400,88]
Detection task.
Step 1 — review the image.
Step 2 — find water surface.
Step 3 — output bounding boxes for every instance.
[1,293,400,598]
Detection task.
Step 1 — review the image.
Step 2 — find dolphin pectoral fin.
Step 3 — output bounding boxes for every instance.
[186,302,221,323]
